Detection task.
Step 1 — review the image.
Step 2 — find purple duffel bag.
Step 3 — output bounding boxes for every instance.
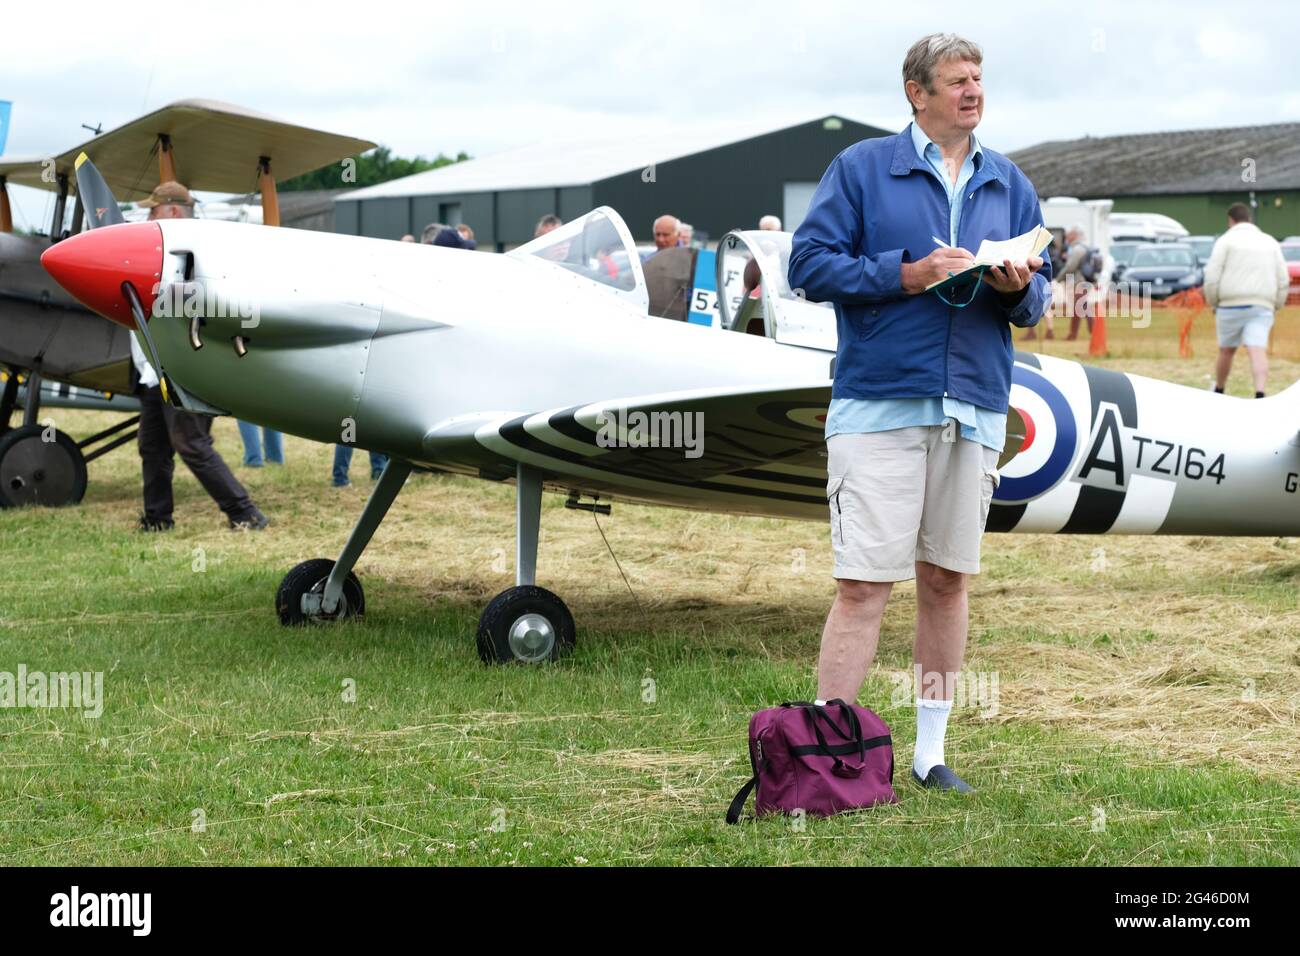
[726,699,897,823]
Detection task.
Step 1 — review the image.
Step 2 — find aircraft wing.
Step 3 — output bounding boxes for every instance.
[4,99,376,199]
[420,382,835,519]
[0,156,52,190]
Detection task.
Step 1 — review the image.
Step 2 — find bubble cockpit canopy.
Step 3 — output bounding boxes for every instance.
[716,230,833,346]
[509,207,648,311]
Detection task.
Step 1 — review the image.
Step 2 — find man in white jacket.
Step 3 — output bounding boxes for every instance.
[1203,203,1289,397]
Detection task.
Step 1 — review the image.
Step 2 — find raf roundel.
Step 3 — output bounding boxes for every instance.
[994,364,1079,504]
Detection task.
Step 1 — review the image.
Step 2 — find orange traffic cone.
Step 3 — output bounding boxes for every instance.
[1088,289,1107,358]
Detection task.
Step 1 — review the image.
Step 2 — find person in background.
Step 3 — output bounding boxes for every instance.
[399,234,416,243]
[237,421,283,467]
[432,228,471,249]
[1024,230,1077,342]
[677,222,694,247]
[1204,202,1289,397]
[535,214,563,238]
[759,214,782,231]
[1047,232,1066,274]
[131,181,269,532]
[421,222,449,244]
[332,444,389,487]
[643,214,679,259]
[1058,226,1093,341]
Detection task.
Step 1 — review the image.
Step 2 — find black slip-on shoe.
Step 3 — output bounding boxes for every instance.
[138,515,175,532]
[229,509,270,531]
[912,764,974,793]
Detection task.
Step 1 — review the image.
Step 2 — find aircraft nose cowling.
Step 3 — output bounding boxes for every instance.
[40,221,163,328]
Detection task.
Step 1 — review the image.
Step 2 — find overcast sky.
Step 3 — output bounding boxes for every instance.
[4,0,1297,229]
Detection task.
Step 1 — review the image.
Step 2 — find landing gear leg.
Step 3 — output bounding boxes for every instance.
[276,457,413,625]
[476,464,575,664]
[0,367,19,435]
[22,370,41,428]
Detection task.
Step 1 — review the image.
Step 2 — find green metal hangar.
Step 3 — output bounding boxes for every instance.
[1010,122,1300,238]
[332,116,890,251]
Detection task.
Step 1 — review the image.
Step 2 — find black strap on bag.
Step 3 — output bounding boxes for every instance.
[726,776,757,825]
[794,700,867,777]
[727,708,769,824]
[817,700,866,758]
[797,701,894,784]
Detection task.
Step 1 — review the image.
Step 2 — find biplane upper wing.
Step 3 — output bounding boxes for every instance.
[2,99,376,199]
[0,156,52,189]
[420,382,836,519]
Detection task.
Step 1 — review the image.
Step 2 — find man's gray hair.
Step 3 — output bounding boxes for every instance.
[421,222,449,244]
[902,33,983,115]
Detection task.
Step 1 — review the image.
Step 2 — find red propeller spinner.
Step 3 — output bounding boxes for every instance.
[40,222,163,328]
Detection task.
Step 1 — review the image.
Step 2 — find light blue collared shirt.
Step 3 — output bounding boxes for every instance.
[824,122,1005,453]
[912,119,982,247]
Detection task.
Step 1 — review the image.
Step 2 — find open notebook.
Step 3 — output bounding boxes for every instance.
[925,225,1054,291]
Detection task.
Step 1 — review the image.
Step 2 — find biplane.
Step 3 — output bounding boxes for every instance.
[0,99,374,506]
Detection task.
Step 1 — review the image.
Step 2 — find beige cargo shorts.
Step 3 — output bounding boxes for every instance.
[825,425,1000,581]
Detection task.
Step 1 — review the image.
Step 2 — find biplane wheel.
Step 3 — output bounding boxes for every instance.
[0,424,88,508]
[477,586,575,664]
[276,558,365,626]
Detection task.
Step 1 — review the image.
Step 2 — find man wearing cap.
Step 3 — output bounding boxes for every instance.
[132,181,269,532]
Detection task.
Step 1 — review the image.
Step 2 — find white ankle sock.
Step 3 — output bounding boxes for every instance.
[913,698,953,779]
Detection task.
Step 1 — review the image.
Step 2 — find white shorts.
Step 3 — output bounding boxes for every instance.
[826,427,1000,581]
[1216,305,1273,348]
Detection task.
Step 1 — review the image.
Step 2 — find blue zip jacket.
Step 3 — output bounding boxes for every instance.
[788,130,1051,413]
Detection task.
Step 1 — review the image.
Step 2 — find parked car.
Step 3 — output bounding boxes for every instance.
[1120,243,1202,299]
[1108,241,1142,283]
[1182,235,1218,267]
[1282,242,1300,296]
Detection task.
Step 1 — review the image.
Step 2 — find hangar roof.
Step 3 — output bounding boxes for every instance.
[1009,122,1300,197]
[337,114,883,201]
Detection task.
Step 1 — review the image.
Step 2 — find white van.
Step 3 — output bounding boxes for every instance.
[1040,196,1113,282]
[1107,211,1189,243]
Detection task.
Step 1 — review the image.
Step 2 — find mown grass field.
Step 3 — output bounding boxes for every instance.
[0,306,1297,865]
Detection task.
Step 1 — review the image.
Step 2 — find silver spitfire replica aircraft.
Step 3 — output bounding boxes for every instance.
[40,159,1300,663]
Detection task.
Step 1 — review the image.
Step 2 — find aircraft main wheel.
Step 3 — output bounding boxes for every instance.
[477,586,576,664]
[0,423,88,508]
[276,558,365,626]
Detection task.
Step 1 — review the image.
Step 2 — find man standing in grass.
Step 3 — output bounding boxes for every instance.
[789,34,1051,793]
[1204,203,1289,398]
[132,182,269,533]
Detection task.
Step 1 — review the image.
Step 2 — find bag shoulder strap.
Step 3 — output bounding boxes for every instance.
[726,775,757,825]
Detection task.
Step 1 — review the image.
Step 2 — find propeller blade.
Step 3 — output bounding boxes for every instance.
[73,152,125,230]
